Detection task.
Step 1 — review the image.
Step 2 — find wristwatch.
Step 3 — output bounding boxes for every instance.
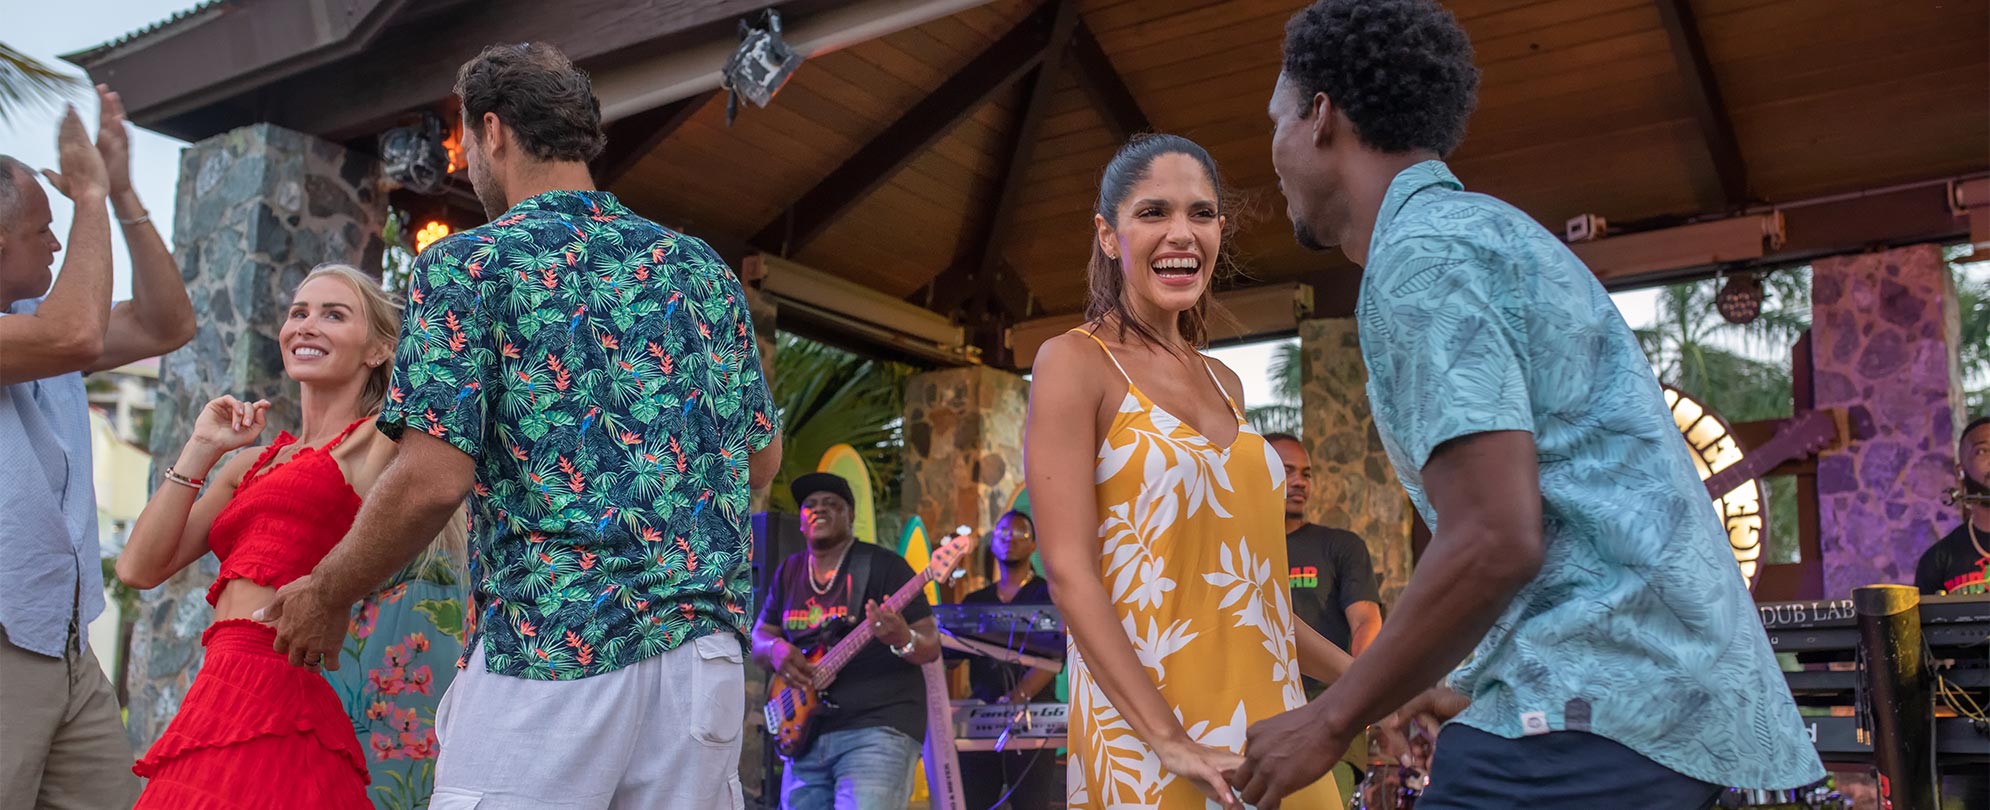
[889,632,918,657]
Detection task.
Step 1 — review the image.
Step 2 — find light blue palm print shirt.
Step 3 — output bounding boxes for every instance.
[1357,160,1824,789]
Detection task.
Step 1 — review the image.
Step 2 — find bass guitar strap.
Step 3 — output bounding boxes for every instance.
[843,544,873,639]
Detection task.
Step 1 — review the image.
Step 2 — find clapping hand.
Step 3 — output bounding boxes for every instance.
[41,106,108,202]
[94,85,133,199]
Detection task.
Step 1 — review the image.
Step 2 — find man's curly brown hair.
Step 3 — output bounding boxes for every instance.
[1281,0,1480,156]
[455,43,606,163]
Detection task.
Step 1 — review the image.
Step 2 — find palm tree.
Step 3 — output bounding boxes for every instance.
[1634,269,1812,423]
[766,332,913,515]
[1946,246,1990,415]
[1246,339,1304,437]
[0,43,81,123]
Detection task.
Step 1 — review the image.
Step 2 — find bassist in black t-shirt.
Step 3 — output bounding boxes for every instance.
[751,473,940,810]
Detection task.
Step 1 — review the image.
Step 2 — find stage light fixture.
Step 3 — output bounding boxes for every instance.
[720,10,803,126]
[1716,272,1764,325]
[380,112,450,194]
[414,220,452,253]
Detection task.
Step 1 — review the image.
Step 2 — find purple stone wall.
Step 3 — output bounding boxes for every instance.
[1811,243,1962,596]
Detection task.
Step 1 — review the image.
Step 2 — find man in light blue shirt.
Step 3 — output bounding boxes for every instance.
[2,90,194,809]
[1232,2,1824,808]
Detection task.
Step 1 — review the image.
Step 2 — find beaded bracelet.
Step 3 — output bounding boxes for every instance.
[162,466,205,489]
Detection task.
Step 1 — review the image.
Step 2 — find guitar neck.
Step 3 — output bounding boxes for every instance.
[815,568,933,681]
[1701,413,1833,498]
[1704,446,1779,498]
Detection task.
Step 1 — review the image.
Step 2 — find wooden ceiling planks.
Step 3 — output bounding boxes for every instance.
[612,16,988,243]
[600,0,1986,320]
[1701,0,1988,201]
[1735,65,1989,201]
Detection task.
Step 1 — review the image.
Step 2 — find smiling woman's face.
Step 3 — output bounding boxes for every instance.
[279,275,385,385]
[1097,152,1225,320]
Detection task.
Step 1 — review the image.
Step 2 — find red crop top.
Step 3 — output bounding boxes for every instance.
[203,417,370,607]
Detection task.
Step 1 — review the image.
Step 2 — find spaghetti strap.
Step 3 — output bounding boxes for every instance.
[242,434,297,482]
[1197,359,1243,421]
[1067,327,1133,383]
[243,417,371,485]
[323,416,372,451]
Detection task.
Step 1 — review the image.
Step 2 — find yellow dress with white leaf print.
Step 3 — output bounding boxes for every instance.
[1065,331,1339,809]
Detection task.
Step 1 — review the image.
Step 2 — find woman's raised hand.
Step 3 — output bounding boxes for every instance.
[190,395,272,455]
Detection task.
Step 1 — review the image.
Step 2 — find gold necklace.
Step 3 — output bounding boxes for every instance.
[808,542,850,596]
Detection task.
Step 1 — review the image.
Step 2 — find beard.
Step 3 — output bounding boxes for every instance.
[466,153,506,220]
[475,178,507,220]
[1293,218,1332,252]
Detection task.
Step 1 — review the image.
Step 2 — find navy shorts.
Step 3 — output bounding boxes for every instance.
[1417,725,1721,810]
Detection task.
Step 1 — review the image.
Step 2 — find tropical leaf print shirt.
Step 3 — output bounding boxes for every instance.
[1356,161,1823,789]
[380,190,779,681]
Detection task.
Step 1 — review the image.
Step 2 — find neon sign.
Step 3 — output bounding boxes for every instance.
[1664,386,1766,587]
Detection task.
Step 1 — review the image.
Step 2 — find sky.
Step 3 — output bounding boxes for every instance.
[1,0,199,300]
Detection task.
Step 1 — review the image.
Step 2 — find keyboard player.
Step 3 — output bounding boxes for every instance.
[959,511,1059,810]
[1916,415,1990,596]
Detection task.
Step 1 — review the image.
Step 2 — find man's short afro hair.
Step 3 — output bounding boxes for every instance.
[1282,0,1480,156]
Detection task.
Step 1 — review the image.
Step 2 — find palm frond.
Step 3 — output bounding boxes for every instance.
[767,333,913,516]
[0,44,84,123]
[1267,339,1302,406]
[1246,403,1302,438]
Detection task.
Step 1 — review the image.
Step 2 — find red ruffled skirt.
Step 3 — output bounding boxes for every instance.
[134,619,371,809]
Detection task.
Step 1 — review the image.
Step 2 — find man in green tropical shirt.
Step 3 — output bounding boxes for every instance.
[263,43,782,809]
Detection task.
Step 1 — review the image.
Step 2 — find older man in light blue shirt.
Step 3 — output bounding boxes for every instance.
[1233,2,1823,808]
[2,91,194,810]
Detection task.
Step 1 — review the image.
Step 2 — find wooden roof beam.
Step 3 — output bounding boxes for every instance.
[752,0,1063,256]
[1068,21,1150,142]
[926,0,1080,324]
[592,91,718,188]
[1654,0,1750,211]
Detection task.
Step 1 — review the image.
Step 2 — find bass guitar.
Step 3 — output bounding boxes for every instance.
[764,531,975,758]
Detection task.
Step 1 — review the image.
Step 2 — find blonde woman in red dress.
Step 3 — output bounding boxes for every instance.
[119,264,459,808]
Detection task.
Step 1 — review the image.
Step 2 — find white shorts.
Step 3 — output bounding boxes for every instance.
[429,633,747,810]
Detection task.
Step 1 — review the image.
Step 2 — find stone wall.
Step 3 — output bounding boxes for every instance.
[1298,319,1414,607]
[901,366,1029,548]
[128,124,383,749]
[1811,244,1962,597]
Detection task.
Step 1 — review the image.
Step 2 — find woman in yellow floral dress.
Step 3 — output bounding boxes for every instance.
[1025,134,1350,809]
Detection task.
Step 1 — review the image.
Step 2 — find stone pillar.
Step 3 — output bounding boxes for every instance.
[1298,319,1414,608]
[127,124,384,749]
[901,366,1029,549]
[1811,244,1963,597]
